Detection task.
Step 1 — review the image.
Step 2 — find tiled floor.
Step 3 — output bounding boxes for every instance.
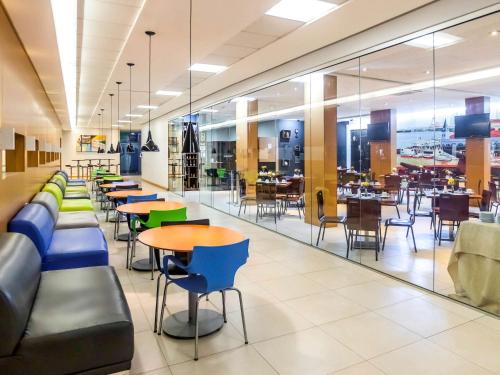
[100,181,500,374]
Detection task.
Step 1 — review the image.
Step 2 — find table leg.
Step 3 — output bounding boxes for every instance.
[131,246,160,271]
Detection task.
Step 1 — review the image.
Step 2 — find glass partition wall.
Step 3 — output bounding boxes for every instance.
[173,11,500,314]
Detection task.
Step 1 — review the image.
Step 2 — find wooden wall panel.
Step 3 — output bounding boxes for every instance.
[0,3,61,231]
[369,109,397,179]
[236,99,258,192]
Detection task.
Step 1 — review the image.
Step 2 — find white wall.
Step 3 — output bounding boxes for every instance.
[61,128,121,175]
[141,116,169,188]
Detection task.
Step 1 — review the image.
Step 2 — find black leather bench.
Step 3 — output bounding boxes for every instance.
[0,232,134,374]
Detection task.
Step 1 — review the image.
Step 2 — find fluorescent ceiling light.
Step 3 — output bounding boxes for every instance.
[290,76,310,83]
[112,124,124,128]
[265,0,337,23]
[189,63,227,73]
[405,32,462,49]
[200,108,219,113]
[156,90,182,96]
[230,97,256,103]
[50,0,77,128]
[137,105,158,109]
[118,120,132,123]
[126,114,143,117]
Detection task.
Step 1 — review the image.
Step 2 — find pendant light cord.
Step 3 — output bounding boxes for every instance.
[129,64,132,140]
[189,0,192,120]
[148,33,151,131]
[109,94,113,144]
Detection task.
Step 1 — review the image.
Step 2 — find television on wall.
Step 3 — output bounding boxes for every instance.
[367,122,390,141]
[454,113,491,138]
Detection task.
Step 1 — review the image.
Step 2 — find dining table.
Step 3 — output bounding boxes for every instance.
[116,201,186,271]
[137,224,246,338]
[448,220,500,315]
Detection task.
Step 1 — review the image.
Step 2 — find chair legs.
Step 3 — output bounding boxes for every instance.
[154,273,164,333]
[157,280,170,335]
[316,222,323,246]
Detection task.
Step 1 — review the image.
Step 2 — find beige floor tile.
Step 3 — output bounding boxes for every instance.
[376,298,471,337]
[430,321,500,373]
[370,339,491,375]
[157,321,246,365]
[170,345,277,375]
[254,327,362,375]
[281,251,347,274]
[227,302,313,343]
[335,280,415,309]
[257,274,326,301]
[142,367,173,375]
[285,291,367,325]
[418,293,483,320]
[321,311,421,359]
[330,362,385,375]
[130,331,167,374]
[240,262,296,282]
[209,283,278,313]
[303,266,381,290]
[475,315,500,333]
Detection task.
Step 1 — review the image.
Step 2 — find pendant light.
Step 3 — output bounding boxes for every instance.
[141,30,159,152]
[97,109,105,153]
[107,93,115,153]
[126,63,135,153]
[115,81,122,154]
[181,0,200,154]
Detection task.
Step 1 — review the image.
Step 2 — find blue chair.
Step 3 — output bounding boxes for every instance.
[123,194,158,268]
[158,239,250,360]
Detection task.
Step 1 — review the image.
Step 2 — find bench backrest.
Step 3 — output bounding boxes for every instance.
[31,192,60,222]
[0,233,40,356]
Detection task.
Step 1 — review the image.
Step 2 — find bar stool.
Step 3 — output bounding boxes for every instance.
[65,164,75,178]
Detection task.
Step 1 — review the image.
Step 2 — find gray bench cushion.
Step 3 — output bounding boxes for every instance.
[31,192,59,222]
[56,211,99,229]
[14,266,133,374]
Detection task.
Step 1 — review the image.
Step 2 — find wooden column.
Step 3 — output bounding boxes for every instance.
[369,109,397,179]
[236,99,258,192]
[465,96,490,191]
[304,74,337,226]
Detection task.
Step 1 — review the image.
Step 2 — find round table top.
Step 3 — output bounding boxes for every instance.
[116,201,185,215]
[101,181,137,189]
[137,225,246,252]
[106,190,152,199]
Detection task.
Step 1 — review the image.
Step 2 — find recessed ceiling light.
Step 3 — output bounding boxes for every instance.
[362,67,367,72]
[200,108,219,113]
[425,70,431,75]
[189,63,227,73]
[405,32,462,49]
[290,76,309,83]
[137,105,158,109]
[118,120,132,123]
[126,114,143,117]
[230,97,256,103]
[265,0,337,23]
[491,30,499,36]
[155,90,182,96]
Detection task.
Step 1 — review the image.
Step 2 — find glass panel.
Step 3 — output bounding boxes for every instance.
[434,13,500,301]
[358,37,435,289]
[168,117,184,194]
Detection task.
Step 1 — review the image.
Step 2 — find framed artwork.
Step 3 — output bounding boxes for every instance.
[76,135,106,152]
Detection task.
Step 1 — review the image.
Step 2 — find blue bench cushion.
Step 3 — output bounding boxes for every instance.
[45,228,108,271]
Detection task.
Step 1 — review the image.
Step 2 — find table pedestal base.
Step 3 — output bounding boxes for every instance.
[162,309,224,339]
[116,233,129,242]
[131,258,159,272]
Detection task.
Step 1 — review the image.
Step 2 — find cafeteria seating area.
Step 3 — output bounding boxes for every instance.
[3,1,500,374]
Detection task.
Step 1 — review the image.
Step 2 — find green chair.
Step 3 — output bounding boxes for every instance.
[42,184,94,212]
[52,174,88,193]
[130,207,187,279]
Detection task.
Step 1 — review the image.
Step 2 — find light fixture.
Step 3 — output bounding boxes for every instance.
[50,0,77,128]
[126,114,143,117]
[230,96,256,103]
[115,81,122,154]
[200,108,218,113]
[188,63,227,73]
[141,30,160,152]
[491,30,499,36]
[97,109,105,153]
[155,90,182,96]
[126,62,135,153]
[112,124,124,128]
[107,93,116,153]
[404,32,462,49]
[118,120,132,123]
[265,0,337,23]
[137,104,158,109]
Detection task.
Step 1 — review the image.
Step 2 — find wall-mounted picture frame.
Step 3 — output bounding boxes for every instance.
[76,135,106,152]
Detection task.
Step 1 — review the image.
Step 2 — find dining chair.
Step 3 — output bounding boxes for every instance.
[469,190,492,218]
[437,194,469,245]
[154,219,210,333]
[384,174,403,203]
[256,182,279,223]
[382,190,418,253]
[315,190,347,247]
[488,181,499,215]
[131,207,187,279]
[106,184,140,222]
[283,177,305,218]
[238,178,255,216]
[406,187,434,230]
[346,198,381,260]
[158,239,250,360]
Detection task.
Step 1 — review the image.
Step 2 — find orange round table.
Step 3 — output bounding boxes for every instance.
[138,225,246,339]
[116,201,186,271]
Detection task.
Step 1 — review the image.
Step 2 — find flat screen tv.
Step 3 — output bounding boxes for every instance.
[454,113,490,138]
[367,122,390,141]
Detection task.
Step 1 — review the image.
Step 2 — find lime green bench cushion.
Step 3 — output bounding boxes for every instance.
[60,199,94,212]
[52,174,67,186]
[65,185,88,193]
[102,175,122,181]
[42,183,64,207]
